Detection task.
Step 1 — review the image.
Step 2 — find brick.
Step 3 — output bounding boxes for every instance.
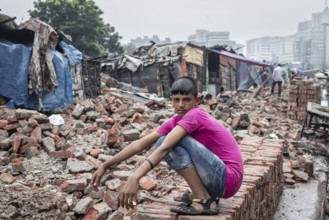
[105,178,123,191]
[90,149,103,158]
[12,134,23,153]
[103,190,119,210]
[135,202,177,216]
[30,126,42,144]
[49,150,75,159]
[11,157,25,172]
[139,176,156,191]
[60,178,88,193]
[73,197,94,214]
[19,142,39,154]
[0,172,16,184]
[0,119,8,129]
[84,202,111,220]
[131,113,143,123]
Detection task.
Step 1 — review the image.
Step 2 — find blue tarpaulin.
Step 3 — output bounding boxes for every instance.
[0,39,32,107]
[0,38,78,111]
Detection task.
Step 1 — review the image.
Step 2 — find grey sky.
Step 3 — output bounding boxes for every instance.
[1,0,326,45]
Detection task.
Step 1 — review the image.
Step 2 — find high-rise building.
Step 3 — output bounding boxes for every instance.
[130,35,172,47]
[187,29,243,53]
[246,6,329,70]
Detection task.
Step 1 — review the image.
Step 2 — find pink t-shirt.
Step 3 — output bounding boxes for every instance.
[157,106,243,198]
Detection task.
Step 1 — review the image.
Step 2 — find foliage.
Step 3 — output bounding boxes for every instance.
[122,43,137,55]
[29,0,124,57]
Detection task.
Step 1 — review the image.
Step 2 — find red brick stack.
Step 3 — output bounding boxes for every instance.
[287,78,321,121]
[123,137,285,220]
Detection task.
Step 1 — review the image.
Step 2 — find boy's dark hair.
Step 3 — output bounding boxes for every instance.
[171,76,198,97]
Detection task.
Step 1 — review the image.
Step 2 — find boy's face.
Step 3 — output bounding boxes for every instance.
[171,93,200,117]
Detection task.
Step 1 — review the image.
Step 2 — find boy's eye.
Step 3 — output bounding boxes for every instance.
[173,98,191,103]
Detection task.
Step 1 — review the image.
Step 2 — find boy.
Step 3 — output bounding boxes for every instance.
[91,76,243,215]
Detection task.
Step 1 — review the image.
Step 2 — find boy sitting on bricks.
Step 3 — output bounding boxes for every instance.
[91,76,243,215]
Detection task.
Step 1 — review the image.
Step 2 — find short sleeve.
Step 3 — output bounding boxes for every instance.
[177,113,200,134]
[157,117,175,135]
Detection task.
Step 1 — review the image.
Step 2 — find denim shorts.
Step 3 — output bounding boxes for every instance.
[156,136,226,198]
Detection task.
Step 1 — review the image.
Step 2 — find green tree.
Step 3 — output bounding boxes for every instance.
[122,43,137,55]
[29,0,123,57]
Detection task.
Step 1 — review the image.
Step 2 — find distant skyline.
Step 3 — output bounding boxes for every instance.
[1,0,326,45]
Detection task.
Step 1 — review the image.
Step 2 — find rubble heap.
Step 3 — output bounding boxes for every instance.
[0,86,328,219]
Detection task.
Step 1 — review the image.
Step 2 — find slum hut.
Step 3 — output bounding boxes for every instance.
[99,42,210,98]
[0,14,83,111]
[207,47,271,96]
[81,55,119,99]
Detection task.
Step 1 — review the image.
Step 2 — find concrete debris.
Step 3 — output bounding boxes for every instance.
[0,80,328,219]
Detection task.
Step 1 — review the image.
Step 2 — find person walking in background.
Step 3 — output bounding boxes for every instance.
[271,64,284,97]
[261,67,270,87]
[282,64,290,85]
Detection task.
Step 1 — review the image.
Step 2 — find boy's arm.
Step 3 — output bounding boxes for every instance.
[91,130,161,187]
[130,125,187,180]
[118,125,187,208]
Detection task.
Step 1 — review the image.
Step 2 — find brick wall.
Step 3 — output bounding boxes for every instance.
[287,78,321,121]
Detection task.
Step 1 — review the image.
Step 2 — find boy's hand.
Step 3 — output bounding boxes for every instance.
[118,175,139,209]
[91,164,106,189]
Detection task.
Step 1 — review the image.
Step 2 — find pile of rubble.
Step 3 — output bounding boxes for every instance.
[0,85,328,219]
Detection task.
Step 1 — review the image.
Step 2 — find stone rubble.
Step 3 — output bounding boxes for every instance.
[0,83,328,219]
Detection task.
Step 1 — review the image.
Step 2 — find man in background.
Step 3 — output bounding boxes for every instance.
[271,64,284,97]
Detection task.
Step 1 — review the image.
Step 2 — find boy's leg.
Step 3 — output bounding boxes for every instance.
[156,136,226,199]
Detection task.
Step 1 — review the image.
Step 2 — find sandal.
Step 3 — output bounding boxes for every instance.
[170,197,219,215]
[173,190,192,204]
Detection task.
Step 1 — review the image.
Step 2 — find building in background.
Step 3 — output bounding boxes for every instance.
[130,35,172,48]
[246,36,294,64]
[246,5,329,70]
[188,29,244,54]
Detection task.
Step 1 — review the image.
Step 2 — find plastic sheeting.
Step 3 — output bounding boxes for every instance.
[0,39,32,107]
[60,41,82,65]
[0,38,73,111]
[183,44,204,67]
[236,62,262,90]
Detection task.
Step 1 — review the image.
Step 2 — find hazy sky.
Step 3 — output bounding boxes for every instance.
[1,0,326,45]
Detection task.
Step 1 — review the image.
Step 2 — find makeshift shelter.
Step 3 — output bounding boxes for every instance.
[0,14,83,111]
[85,42,269,99]
[207,48,271,95]
[99,43,208,98]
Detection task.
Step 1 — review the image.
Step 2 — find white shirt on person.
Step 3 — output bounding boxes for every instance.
[272,66,284,82]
